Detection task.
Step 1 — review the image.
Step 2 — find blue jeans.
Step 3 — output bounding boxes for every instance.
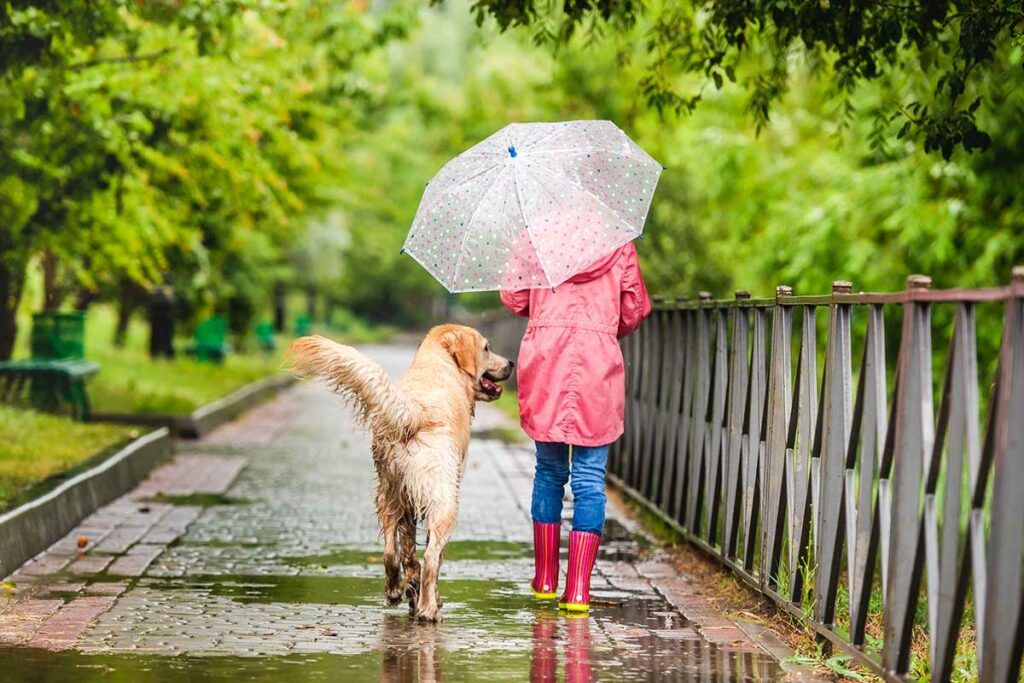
[531,441,610,535]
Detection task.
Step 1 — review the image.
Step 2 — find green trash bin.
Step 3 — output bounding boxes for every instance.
[192,316,229,363]
[31,311,86,360]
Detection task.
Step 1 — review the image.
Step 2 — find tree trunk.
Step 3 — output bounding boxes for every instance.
[273,285,286,332]
[114,281,142,348]
[42,250,66,312]
[306,285,317,321]
[74,287,99,311]
[0,258,27,361]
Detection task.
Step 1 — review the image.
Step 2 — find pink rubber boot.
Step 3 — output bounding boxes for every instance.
[558,531,600,612]
[530,521,561,599]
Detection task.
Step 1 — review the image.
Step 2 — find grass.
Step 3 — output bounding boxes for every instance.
[81,305,285,415]
[493,387,521,424]
[0,406,138,511]
[82,304,398,415]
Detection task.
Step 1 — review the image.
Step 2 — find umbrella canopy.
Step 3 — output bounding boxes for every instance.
[402,120,662,293]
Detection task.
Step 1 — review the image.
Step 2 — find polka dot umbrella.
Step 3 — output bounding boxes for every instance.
[402,120,663,293]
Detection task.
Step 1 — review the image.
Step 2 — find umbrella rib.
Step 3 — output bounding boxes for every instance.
[528,162,648,233]
[517,123,567,152]
[422,158,504,213]
[512,164,555,288]
[449,164,510,291]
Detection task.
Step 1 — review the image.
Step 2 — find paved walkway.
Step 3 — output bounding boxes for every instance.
[1,346,817,681]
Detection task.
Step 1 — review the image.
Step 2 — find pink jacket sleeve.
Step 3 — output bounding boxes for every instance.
[617,244,651,339]
[500,289,531,317]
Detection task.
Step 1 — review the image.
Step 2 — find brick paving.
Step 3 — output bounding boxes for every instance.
[0,345,823,681]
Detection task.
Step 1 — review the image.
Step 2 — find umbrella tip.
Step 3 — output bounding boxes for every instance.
[508,145,517,158]
[400,247,405,255]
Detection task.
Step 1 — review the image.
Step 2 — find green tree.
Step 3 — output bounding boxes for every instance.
[0,1,413,358]
[465,0,1023,158]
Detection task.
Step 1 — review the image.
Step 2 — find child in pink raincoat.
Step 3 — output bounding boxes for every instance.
[500,241,651,612]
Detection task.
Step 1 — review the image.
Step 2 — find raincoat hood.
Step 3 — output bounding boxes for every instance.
[564,242,630,284]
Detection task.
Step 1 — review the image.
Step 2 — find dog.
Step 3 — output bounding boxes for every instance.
[288,325,514,622]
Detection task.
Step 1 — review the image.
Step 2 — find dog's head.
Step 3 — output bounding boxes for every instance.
[429,324,514,402]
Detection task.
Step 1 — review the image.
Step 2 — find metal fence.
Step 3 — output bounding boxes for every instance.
[611,270,1024,682]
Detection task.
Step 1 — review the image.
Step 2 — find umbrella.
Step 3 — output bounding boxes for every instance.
[402,120,663,293]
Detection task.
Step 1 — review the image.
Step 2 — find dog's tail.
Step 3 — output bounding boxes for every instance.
[287,335,425,441]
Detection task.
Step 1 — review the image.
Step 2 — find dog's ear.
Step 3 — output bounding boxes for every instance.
[440,329,478,377]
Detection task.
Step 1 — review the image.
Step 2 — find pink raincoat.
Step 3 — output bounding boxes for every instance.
[500,242,651,447]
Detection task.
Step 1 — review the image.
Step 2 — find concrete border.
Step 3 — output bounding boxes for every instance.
[92,374,294,439]
[0,428,172,579]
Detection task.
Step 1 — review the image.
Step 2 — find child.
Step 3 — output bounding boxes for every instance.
[500,241,650,612]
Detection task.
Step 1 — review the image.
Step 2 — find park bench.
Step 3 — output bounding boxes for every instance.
[188,316,229,363]
[295,314,312,336]
[0,312,98,420]
[0,359,99,420]
[254,321,277,352]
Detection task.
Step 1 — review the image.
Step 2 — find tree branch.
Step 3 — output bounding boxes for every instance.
[69,47,175,71]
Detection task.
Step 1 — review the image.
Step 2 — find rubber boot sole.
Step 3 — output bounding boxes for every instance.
[557,600,590,613]
[531,584,557,600]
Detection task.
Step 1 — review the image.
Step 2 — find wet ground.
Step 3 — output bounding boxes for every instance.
[1,346,815,682]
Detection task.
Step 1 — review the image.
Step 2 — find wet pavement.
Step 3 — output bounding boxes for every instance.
[1,345,818,681]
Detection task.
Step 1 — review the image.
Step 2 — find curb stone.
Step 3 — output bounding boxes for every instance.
[0,428,172,579]
[92,374,294,439]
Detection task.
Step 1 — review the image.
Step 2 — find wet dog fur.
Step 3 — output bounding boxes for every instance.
[288,325,513,622]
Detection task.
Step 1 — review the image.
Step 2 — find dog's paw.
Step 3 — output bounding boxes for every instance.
[415,606,443,624]
[384,588,404,607]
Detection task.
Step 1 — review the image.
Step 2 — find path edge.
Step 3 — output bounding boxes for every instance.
[0,428,172,579]
[93,373,295,439]
[606,473,829,681]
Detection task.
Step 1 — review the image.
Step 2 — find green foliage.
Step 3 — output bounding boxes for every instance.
[535,31,1024,300]
[0,0,415,357]
[467,0,1023,158]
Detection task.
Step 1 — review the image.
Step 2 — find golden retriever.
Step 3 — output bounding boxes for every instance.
[288,325,514,622]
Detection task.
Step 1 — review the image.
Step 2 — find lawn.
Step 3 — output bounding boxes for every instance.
[0,301,394,510]
[84,305,286,415]
[0,406,137,511]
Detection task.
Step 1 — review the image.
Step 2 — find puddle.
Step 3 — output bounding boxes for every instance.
[138,493,252,507]
[280,540,531,571]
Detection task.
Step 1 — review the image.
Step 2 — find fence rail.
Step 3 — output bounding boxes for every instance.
[611,270,1024,682]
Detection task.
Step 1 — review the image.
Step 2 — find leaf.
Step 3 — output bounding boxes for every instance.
[826,655,864,679]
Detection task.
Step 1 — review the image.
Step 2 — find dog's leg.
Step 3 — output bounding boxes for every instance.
[377,478,404,607]
[399,512,421,607]
[382,522,404,606]
[416,511,455,623]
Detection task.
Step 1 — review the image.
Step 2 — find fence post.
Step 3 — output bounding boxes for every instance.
[671,296,695,522]
[743,301,768,571]
[686,292,713,533]
[787,297,818,605]
[657,303,685,511]
[883,274,933,674]
[722,290,751,560]
[761,285,793,588]
[848,300,888,646]
[980,266,1024,683]
[813,280,854,635]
